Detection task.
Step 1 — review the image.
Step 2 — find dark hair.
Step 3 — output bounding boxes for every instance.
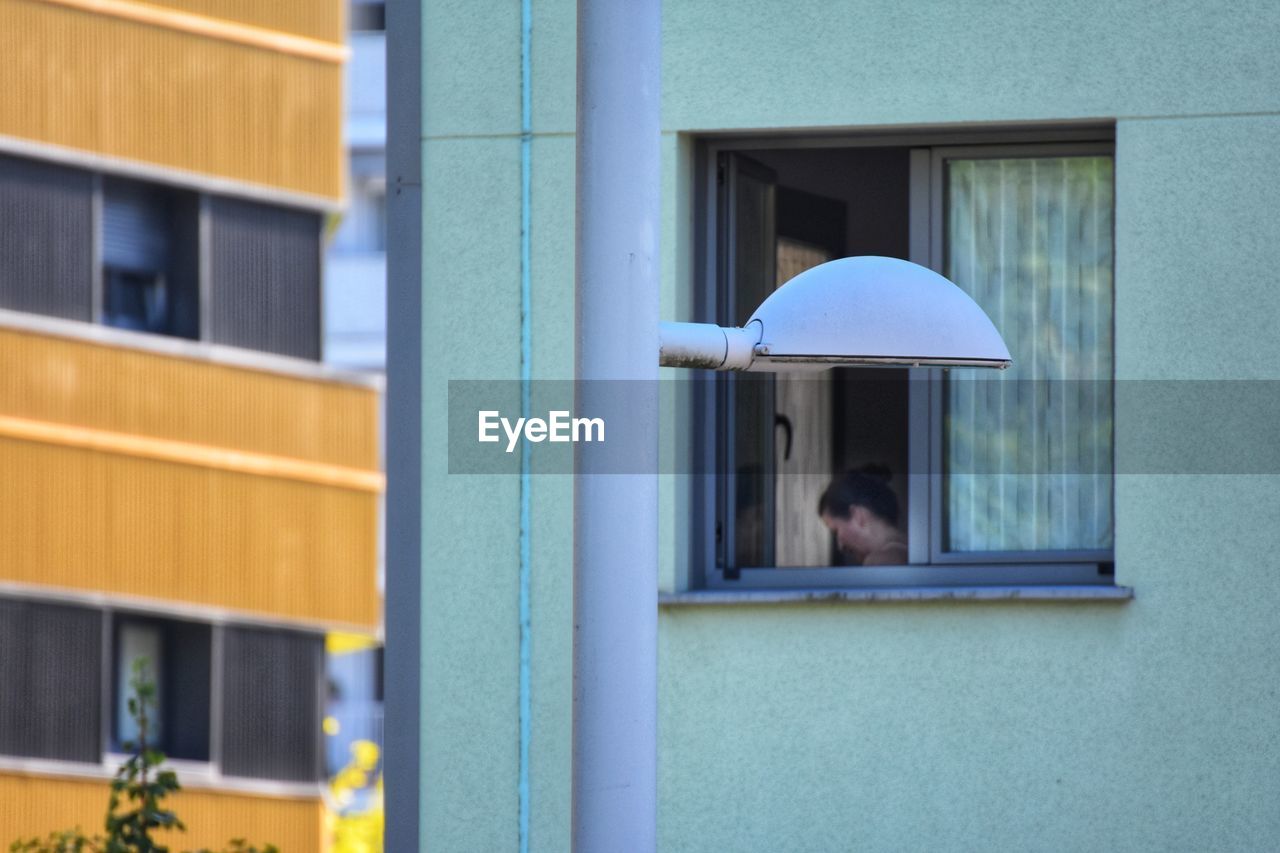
[817,465,899,526]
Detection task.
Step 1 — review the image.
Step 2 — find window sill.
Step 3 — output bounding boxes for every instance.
[0,754,324,799]
[659,584,1133,607]
[0,309,381,389]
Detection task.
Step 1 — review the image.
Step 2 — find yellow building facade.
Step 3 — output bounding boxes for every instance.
[0,1,373,849]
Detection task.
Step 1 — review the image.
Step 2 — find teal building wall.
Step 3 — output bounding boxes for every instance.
[413,1,1280,850]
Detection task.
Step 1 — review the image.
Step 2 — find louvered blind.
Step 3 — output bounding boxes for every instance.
[220,625,323,782]
[0,598,102,762]
[102,179,168,273]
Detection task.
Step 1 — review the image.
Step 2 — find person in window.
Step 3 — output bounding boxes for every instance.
[818,466,907,566]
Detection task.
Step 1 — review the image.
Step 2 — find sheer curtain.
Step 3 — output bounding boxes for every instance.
[945,156,1114,552]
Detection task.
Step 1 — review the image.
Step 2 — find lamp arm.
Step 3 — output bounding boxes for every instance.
[658,321,762,370]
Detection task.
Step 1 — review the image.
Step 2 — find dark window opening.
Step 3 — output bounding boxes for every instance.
[0,152,322,357]
[101,178,200,339]
[719,148,912,570]
[350,1,385,31]
[103,268,167,333]
[111,615,211,762]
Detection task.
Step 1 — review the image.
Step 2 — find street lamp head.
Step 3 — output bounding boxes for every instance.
[658,256,1012,371]
[744,256,1011,370]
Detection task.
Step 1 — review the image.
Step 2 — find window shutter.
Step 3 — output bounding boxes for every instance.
[0,599,102,762]
[0,154,93,319]
[220,626,323,782]
[102,180,168,272]
[209,196,322,359]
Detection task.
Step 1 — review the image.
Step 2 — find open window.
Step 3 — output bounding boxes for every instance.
[111,615,212,762]
[101,177,200,339]
[109,613,323,781]
[701,136,1114,588]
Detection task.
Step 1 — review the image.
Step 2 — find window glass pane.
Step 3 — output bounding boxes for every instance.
[164,620,212,761]
[101,178,200,339]
[718,149,914,571]
[730,376,772,568]
[723,156,775,568]
[112,617,211,760]
[116,622,163,749]
[945,156,1114,552]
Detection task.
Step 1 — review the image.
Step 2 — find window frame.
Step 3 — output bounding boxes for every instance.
[693,130,1117,591]
[0,597,336,788]
[82,159,325,354]
[105,611,326,784]
[97,175,202,340]
[108,612,214,764]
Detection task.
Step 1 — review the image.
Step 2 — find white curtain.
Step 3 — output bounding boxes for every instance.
[946,156,1114,552]
[774,238,833,566]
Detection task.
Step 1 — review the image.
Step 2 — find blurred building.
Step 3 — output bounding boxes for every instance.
[320,3,387,848]
[326,0,387,372]
[0,0,381,849]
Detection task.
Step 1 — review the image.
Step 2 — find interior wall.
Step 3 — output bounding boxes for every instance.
[744,146,913,563]
[746,147,910,262]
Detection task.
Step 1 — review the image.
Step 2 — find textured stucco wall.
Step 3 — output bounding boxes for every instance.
[418,1,1280,850]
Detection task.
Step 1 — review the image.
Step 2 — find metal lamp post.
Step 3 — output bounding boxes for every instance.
[571,5,1012,851]
[573,0,661,851]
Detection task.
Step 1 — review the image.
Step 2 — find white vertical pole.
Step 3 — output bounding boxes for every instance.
[573,0,660,849]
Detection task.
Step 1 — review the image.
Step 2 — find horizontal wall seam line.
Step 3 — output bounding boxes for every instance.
[0,579,382,635]
[0,135,344,212]
[0,309,381,389]
[0,414,384,492]
[422,131,576,142]
[32,0,348,63]
[0,759,325,799]
[417,117,1280,139]
[1120,110,1280,122]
